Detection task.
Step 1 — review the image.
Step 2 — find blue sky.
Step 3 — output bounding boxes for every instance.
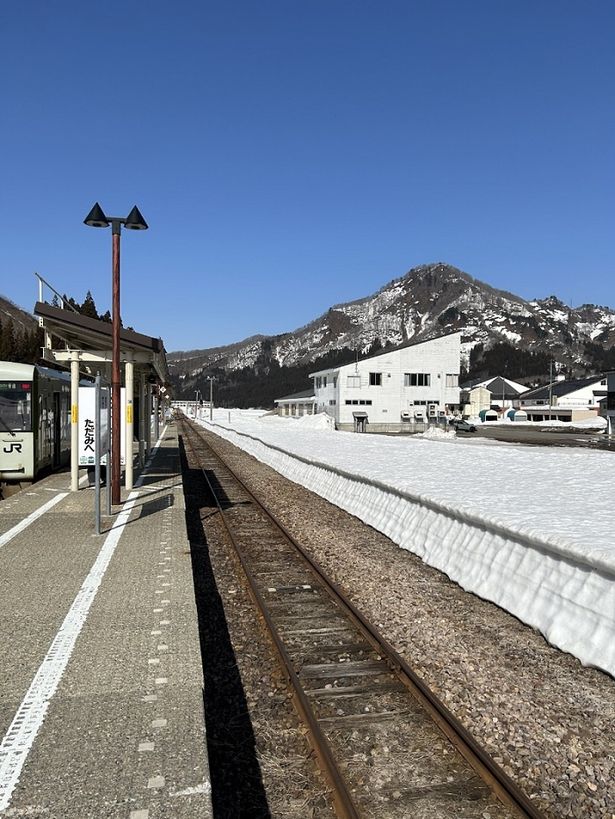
[1,1,614,351]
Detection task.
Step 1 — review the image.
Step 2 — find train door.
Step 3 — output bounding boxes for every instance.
[52,393,61,468]
[40,393,51,467]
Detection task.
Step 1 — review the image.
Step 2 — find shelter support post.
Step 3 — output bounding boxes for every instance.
[125,354,134,491]
[146,382,152,455]
[139,373,145,467]
[153,387,159,441]
[70,353,80,491]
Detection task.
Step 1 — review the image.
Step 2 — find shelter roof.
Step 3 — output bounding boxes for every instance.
[34,301,169,384]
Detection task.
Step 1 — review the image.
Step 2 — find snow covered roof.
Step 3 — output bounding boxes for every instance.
[461,375,528,395]
[520,375,605,401]
[274,388,316,403]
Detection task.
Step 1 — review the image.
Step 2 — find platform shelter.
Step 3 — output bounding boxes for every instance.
[34,300,169,492]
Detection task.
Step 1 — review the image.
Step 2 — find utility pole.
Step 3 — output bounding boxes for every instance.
[548,360,554,421]
[207,376,215,421]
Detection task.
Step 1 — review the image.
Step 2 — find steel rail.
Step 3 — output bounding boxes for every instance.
[181,419,360,819]
[183,417,546,819]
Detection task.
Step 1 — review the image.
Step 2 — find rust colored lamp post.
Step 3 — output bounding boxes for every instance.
[84,202,148,504]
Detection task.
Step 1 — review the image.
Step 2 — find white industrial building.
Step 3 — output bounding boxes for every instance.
[309,332,461,431]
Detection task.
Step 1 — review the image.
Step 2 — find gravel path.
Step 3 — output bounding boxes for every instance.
[206,427,615,819]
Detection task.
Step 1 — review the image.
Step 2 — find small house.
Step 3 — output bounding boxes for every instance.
[274,389,317,417]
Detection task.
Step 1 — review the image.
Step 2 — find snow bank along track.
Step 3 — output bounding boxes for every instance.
[179,417,545,819]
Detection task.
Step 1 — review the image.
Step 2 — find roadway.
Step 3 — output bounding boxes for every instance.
[459,424,615,450]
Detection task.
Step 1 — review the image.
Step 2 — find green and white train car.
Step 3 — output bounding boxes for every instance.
[0,361,72,483]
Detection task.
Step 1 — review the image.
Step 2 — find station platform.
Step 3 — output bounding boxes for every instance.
[0,424,212,818]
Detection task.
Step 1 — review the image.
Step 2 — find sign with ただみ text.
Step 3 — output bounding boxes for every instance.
[78,387,125,466]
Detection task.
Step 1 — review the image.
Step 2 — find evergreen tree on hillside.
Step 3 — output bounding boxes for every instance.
[62,294,80,312]
[0,317,43,365]
[584,342,615,372]
[466,341,553,382]
[0,321,17,361]
[80,291,100,319]
[24,327,43,362]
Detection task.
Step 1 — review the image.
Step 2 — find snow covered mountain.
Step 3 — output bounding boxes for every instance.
[168,263,615,379]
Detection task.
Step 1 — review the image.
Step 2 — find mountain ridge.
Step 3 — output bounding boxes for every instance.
[168,263,615,385]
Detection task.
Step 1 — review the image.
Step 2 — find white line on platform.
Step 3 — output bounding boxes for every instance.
[0,426,168,810]
[0,492,68,551]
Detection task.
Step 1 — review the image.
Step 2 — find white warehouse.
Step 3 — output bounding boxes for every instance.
[309,332,461,431]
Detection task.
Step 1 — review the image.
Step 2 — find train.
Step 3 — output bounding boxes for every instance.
[0,361,72,484]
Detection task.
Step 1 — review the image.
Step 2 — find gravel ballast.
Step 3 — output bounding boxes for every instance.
[202,427,615,819]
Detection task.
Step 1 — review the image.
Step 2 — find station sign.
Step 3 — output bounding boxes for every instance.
[78,387,125,466]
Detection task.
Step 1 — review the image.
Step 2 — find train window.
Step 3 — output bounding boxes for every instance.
[0,382,33,432]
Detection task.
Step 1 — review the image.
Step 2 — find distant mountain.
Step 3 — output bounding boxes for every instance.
[0,294,41,363]
[169,263,615,403]
[0,295,37,333]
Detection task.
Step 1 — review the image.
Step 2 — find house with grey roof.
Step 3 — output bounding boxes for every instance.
[518,375,606,422]
[461,376,528,409]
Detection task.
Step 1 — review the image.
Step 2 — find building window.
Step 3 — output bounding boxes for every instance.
[329,400,336,405]
[369,372,382,386]
[405,373,431,387]
[445,373,458,387]
[323,376,327,387]
[333,376,338,388]
[347,374,361,388]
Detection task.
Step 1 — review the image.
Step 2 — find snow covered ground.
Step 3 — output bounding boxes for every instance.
[194,409,615,677]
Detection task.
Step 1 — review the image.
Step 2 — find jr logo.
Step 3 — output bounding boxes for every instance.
[3,442,22,454]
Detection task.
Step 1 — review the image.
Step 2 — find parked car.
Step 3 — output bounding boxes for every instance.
[451,419,477,433]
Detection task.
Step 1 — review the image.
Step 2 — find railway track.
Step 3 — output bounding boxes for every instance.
[179,416,545,819]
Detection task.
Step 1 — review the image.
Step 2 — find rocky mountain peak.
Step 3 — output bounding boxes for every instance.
[168,262,615,388]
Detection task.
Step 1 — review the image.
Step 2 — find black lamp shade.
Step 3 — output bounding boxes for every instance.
[124,205,148,230]
[84,202,110,228]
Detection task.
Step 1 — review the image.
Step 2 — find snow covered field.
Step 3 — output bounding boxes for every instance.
[194,410,615,677]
